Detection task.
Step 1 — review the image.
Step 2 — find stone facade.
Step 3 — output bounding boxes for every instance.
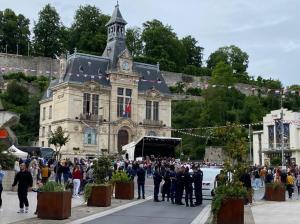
[252,109,300,166]
[39,5,172,158]
[0,53,60,78]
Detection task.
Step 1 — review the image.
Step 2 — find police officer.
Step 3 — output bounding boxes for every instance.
[184,166,194,207]
[193,165,203,206]
[175,166,185,205]
[169,165,177,204]
[162,165,171,201]
[153,165,162,202]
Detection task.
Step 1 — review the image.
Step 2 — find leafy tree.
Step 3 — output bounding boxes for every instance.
[69,5,109,55]
[5,80,29,106]
[141,19,186,71]
[48,126,70,160]
[181,35,203,67]
[207,45,249,74]
[33,4,67,57]
[126,27,143,57]
[211,61,235,86]
[0,9,30,55]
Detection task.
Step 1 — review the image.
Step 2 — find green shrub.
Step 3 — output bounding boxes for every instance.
[40,181,65,192]
[111,170,131,183]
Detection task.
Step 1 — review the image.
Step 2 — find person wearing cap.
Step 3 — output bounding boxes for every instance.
[153,165,162,202]
[193,165,203,206]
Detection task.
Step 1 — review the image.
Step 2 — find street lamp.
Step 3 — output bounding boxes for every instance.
[280,93,285,169]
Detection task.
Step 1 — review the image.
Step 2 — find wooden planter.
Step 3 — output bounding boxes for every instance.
[265,184,285,201]
[37,191,72,220]
[115,182,134,200]
[217,198,244,224]
[87,185,111,207]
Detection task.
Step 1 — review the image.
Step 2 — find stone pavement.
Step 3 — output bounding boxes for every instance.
[0,191,84,224]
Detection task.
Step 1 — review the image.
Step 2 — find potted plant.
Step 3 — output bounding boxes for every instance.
[111,170,134,200]
[265,182,285,201]
[37,181,72,220]
[84,156,112,207]
[211,123,248,224]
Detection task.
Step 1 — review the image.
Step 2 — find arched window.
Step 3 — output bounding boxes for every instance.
[148,131,157,136]
[84,128,96,145]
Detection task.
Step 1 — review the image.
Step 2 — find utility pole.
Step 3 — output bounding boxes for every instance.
[280,91,285,169]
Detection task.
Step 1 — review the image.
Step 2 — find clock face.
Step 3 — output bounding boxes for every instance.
[122,61,130,71]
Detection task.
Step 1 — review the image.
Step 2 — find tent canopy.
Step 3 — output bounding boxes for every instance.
[7,145,28,158]
[123,136,181,160]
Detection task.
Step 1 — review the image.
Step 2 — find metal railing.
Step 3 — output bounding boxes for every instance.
[80,113,103,122]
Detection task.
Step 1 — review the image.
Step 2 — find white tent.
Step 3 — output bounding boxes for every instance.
[7,145,28,158]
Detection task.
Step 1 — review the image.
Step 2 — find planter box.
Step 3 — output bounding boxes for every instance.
[115,182,134,200]
[87,185,111,207]
[265,185,285,201]
[217,198,244,224]
[37,191,72,220]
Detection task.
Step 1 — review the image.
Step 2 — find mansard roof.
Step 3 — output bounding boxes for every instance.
[62,53,110,86]
[106,4,127,26]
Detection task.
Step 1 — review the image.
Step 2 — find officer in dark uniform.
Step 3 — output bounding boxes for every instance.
[184,167,194,207]
[193,165,203,206]
[153,165,162,202]
[175,166,185,205]
[162,165,171,201]
[169,165,177,204]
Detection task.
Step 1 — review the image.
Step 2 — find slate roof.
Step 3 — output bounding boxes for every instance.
[106,4,127,26]
[133,62,171,96]
[41,79,58,100]
[63,53,110,86]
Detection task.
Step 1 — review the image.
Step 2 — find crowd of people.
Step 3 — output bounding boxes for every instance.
[3,154,300,215]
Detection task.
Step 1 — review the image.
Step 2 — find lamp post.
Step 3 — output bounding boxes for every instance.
[248,124,252,164]
[280,92,285,169]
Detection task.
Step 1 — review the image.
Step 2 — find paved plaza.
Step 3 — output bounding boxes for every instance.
[1,181,300,224]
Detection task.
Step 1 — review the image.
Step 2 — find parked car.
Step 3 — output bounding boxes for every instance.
[201,167,221,198]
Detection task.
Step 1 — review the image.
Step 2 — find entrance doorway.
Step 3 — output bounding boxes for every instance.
[118,129,129,152]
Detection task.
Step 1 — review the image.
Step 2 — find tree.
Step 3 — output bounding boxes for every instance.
[211,61,235,86]
[141,19,186,71]
[181,35,203,67]
[207,45,249,74]
[33,4,67,57]
[0,141,16,170]
[69,5,109,55]
[48,126,70,160]
[5,80,29,106]
[126,27,143,57]
[0,9,30,55]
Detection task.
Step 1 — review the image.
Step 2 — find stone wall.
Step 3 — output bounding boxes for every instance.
[0,53,60,78]
[2,170,15,191]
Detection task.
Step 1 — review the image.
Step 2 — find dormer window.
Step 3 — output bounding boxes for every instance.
[79,65,84,73]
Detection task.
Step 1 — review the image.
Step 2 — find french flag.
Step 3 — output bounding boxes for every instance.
[123,98,132,117]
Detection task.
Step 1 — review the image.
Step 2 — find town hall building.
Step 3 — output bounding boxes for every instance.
[39,4,172,158]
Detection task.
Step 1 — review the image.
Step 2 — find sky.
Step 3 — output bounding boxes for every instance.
[1,0,299,86]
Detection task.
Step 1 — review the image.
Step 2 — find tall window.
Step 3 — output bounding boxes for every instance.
[42,107,46,121]
[117,88,132,118]
[48,125,51,136]
[84,128,97,145]
[145,101,159,120]
[83,93,91,114]
[49,105,52,119]
[42,127,45,137]
[153,102,159,121]
[92,94,99,115]
[83,93,99,115]
[268,125,274,148]
[146,101,152,120]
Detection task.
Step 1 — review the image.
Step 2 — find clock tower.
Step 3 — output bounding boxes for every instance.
[102,3,128,69]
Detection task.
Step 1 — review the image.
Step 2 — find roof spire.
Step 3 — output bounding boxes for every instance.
[116,0,119,7]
